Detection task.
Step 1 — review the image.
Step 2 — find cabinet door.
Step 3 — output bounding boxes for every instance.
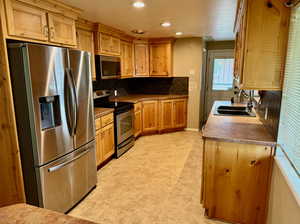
[241,0,290,90]
[99,33,111,54]
[121,41,134,78]
[76,29,96,80]
[142,101,158,133]
[95,129,102,167]
[101,123,115,161]
[48,13,77,46]
[159,100,174,130]
[5,0,48,41]
[150,43,172,77]
[134,43,149,77]
[134,110,142,137]
[173,99,187,128]
[110,36,121,55]
[203,140,273,224]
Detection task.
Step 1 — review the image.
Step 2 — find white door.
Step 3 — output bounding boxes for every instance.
[204,50,235,121]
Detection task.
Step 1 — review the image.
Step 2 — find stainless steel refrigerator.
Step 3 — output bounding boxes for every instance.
[8,43,97,213]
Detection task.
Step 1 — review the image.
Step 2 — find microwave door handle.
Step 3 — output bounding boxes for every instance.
[69,69,78,134]
[65,69,77,136]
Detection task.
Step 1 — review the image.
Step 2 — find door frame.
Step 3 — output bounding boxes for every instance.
[203,49,235,123]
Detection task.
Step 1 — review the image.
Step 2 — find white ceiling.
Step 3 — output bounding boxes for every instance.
[62,0,237,40]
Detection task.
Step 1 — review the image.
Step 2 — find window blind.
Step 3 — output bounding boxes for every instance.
[277,6,300,176]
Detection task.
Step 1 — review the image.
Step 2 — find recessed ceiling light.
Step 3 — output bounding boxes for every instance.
[161,22,171,27]
[176,32,183,36]
[132,29,146,34]
[132,1,145,8]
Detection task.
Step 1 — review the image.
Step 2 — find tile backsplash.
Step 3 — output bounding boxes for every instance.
[256,91,282,140]
[93,77,189,95]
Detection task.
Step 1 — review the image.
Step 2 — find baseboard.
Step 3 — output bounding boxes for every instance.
[184,128,200,132]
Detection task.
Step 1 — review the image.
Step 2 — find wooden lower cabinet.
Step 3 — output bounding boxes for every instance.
[134,110,142,138]
[95,129,102,166]
[202,139,274,224]
[142,101,158,133]
[159,100,174,130]
[159,98,187,131]
[173,99,187,128]
[95,113,115,167]
[133,98,187,136]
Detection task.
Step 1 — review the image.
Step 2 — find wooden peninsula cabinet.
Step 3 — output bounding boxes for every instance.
[234,0,290,90]
[202,101,276,224]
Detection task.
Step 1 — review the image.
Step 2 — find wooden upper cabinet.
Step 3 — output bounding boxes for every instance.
[5,0,48,41]
[48,13,77,46]
[97,32,121,56]
[111,36,121,55]
[173,99,187,128]
[4,0,81,46]
[134,42,149,77]
[142,100,158,133]
[234,0,290,90]
[76,28,96,80]
[149,41,172,77]
[121,40,134,78]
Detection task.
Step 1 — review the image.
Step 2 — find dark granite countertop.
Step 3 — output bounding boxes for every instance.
[110,94,189,103]
[202,101,276,146]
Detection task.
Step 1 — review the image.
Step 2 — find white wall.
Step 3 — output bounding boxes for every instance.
[267,163,300,224]
[173,37,203,130]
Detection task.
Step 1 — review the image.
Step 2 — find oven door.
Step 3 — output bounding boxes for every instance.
[116,110,134,144]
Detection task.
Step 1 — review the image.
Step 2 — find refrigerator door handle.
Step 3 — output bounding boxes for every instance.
[65,68,77,136]
[47,148,90,173]
[69,68,78,135]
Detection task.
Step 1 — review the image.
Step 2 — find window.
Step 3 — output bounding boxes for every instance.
[212,58,234,91]
[277,6,300,177]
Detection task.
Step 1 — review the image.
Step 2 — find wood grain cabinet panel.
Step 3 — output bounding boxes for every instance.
[173,99,187,128]
[202,139,274,224]
[149,42,172,77]
[234,0,290,90]
[76,29,96,80]
[97,33,121,56]
[159,100,174,130]
[134,110,142,138]
[121,41,134,78]
[47,13,77,46]
[134,42,149,77]
[95,129,102,166]
[142,101,158,133]
[5,0,48,41]
[101,123,115,161]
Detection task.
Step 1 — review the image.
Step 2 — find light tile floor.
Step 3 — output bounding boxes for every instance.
[69,131,226,224]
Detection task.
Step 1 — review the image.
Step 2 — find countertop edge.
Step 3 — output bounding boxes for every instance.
[202,135,277,147]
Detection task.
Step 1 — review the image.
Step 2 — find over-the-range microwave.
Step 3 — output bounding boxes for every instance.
[95,55,121,79]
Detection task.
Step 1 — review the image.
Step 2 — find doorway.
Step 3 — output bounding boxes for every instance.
[204,49,235,121]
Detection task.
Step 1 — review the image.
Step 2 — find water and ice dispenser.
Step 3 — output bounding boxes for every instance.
[39,96,61,130]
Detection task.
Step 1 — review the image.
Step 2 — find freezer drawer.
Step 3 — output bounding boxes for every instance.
[38,141,97,213]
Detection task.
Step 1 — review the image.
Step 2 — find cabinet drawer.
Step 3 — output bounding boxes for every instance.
[101,113,114,127]
[134,102,142,112]
[95,118,101,130]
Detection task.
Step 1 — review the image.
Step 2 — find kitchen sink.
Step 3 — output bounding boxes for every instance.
[214,105,256,117]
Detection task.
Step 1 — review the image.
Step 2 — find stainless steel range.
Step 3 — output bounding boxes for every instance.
[94,91,135,157]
